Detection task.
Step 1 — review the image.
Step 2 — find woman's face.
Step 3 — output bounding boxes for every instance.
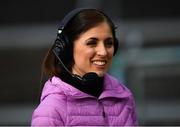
[72,22,114,77]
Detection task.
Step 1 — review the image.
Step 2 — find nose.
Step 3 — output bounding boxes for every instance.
[96,43,107,56]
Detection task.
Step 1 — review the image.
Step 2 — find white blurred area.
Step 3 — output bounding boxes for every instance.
[0,0,180,126]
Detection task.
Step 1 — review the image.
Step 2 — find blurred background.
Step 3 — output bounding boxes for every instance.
[0,0,180,126]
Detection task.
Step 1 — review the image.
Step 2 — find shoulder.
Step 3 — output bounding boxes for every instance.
[104,74,138,123]
[31,93,66,125]
[40,76,66,101]
[104,73,131,92]
[39,76,68,110]
[31,76,67,126]
[104,73,135,100]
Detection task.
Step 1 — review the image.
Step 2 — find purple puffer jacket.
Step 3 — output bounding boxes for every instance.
[31,73,138,126]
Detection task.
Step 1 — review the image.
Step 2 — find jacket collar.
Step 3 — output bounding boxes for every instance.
[48,74,131,100]
[99,74,131,100]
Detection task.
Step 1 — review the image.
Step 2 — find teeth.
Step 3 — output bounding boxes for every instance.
[93,61,106,65]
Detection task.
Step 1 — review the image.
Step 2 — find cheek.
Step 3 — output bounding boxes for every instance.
[108,48,114,58]
[85,49,95,58]
[74,48,94,63]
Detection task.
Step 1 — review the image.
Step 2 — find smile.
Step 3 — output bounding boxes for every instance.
[92,60,106,66]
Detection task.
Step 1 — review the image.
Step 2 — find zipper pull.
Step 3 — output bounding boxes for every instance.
[102,111,105,118]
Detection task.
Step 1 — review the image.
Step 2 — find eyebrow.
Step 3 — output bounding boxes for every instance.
[87,37,98,41]
[87,37,113,41]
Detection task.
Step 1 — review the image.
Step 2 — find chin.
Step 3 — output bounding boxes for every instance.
[96,72,106,77]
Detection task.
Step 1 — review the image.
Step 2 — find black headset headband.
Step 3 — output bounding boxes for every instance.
[57,8,107,34]
[58,8,84,30]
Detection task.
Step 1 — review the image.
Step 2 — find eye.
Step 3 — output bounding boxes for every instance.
[105,38,114,48]
[86,38,98,46]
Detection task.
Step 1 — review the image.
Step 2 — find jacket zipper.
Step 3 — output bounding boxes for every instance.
[97,99,106,118]
[102,110,105,118]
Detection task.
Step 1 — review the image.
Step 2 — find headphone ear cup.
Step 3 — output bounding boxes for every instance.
[54,37,66,54]
[113,38,119,55]
[53,33,73,66]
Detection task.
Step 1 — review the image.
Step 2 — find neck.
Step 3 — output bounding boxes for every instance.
[60,71,104,97]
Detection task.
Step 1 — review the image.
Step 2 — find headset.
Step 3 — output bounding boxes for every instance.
[52,8,119,86]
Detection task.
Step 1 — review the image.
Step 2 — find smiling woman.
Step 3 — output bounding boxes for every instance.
[72,22,114,77]
[31,8,138,126]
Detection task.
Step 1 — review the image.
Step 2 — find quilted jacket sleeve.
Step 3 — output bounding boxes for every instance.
[31,105,64,126]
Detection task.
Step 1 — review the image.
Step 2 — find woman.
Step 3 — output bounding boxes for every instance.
[31,8,138,126]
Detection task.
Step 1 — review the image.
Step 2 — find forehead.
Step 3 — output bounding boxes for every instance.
[78,22,113,39]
